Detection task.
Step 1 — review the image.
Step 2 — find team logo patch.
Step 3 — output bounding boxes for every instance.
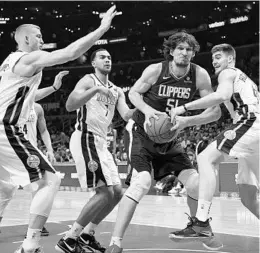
[27,155,40,168]
[224,130,236,140]
[88,160,98,172]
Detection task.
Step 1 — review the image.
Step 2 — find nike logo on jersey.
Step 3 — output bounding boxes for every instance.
[163,76,171,80]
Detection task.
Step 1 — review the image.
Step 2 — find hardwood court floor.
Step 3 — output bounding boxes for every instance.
[0,190,259,253]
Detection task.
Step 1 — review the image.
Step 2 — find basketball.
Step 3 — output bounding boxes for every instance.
[145,114,177,144]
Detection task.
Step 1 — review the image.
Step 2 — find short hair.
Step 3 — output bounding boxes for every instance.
[211,43,236,61]
[163,30,200,61]
[90,48,108,63]
[14,24,40,44]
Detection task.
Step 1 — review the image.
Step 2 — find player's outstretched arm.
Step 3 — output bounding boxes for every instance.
[35,71,69,101]
[14,6,117,77]
[170,67,222,127]
[186,68,235,111]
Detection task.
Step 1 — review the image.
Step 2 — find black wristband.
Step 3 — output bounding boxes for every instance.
[52,86,57,91]
[183,104,188,112]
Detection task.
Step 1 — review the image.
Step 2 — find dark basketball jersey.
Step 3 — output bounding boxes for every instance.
[133,61,199,127]
[107,128,115,153]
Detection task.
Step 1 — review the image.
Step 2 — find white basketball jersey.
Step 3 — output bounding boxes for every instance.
[223,68,260,121]
[24,104,38,146]
[75,74,119,139]
[0,51,42,127]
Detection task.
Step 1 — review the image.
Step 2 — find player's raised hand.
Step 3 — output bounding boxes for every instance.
[53,71,69,90]
[100,5,117,32]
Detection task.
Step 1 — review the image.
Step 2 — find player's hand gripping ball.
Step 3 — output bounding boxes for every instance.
[145,114,177,144]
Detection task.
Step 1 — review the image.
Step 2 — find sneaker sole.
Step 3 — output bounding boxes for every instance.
[169,234,212,242]
[202,242,224,251]
[201,237,224,251]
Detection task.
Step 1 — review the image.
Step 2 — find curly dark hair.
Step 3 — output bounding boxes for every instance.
[163,30,200,61]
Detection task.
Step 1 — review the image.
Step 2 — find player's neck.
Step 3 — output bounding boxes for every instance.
[169,61,190,78]
[94,72,109,86]
[17,45,34,53]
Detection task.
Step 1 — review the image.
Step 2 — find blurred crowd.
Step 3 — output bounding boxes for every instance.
[35,43,258,164]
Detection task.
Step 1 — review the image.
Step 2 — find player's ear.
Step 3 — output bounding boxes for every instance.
[170,49,174,56]
[25,35,29,45]
[227,55,233,64]
[91,61,96,68]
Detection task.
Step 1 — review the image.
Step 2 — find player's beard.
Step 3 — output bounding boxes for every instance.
[175,58,190,68]
[176,62,189,67]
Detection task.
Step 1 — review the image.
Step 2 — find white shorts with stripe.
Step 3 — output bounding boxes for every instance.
[216,114,259,184]
[70,130,121,189]
[216,114,259,158]
[0,124,56,187]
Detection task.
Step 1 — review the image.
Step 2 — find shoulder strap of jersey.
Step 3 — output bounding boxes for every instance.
[89,73,98,86]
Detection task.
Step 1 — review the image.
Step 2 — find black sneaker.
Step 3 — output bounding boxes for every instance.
[169,214,213,241]
[55,237,83,253]
[78,232,106,253]
[41,227,49,236]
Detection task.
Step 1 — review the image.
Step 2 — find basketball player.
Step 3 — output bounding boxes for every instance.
[0,70,68,237]
[106,31,222,253]
[55,48,136,253]
[0,6,117,253]
[169,44,259,242]
[107,123,117,159]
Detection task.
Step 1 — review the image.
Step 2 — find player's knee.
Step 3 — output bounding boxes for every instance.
[178,169,199,200]
[45,172,61,192]
[125,171,152,203]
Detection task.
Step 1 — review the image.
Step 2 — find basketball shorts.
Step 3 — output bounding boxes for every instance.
[70,130,121,189]
[0,124,56,187]
[216,114,259,158]
[129,124,194,182]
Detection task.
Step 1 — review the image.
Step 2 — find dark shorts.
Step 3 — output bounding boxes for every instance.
[128,124,194,183]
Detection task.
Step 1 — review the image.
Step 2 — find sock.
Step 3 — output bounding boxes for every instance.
[65,222,84,239]
[196,199,212,222]
[110,236,122,247]
[22,228,41,251]
[82,222,97,235]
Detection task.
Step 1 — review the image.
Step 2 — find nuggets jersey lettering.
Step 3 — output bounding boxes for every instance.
[224,68,260,121]
[133,61,198,126]
[24,104,38,146]
[75,74,119,139]
[0,51,42,127]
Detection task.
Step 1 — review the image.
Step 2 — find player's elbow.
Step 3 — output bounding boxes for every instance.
[213,106,222,121]
[66,100,75,112]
